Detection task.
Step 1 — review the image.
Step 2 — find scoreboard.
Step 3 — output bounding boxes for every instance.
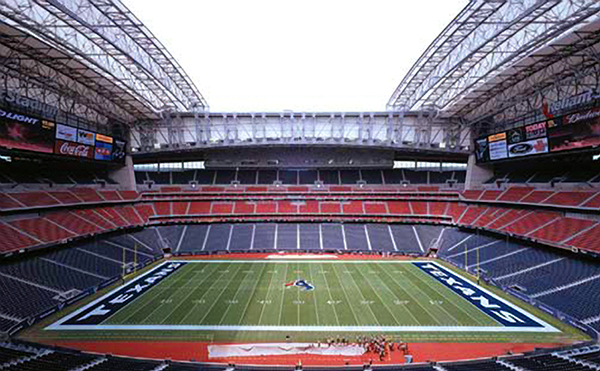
[475,104,600,163]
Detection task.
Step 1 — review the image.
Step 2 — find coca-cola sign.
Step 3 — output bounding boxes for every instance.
[54,139,93,159]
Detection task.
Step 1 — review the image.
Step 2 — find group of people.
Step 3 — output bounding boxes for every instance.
[358,335,408,361]
[317,335,408,361]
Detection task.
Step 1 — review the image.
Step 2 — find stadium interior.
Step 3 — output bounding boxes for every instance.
[0,0,600,370]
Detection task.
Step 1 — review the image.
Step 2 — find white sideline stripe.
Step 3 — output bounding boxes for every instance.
[48,324,559,333]
[172,260,432,264]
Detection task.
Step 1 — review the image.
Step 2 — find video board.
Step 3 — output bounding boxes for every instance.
[0,108,55,154]
[475,104,599,163]
[0,106,126,163]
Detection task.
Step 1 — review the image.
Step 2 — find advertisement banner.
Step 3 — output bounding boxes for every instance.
[95,133,113,144]
[112,139,126,162]
[507,128,525,144]
[77,128,95,145]
[549,106,600,152]
[489,139,508,160]
[474,138,489,162]
[0,108,55,154]
[55,124,77,142]
[488,132,506,142]
[94,141,112,161]
[525,121,546,140]
[508,137,548,158]
[54,139,93,159]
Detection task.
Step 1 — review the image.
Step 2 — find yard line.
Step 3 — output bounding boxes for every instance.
[218,263,265,325]
[52,324,559,332]
[136,268,209,324]
[328,264,361,325]
[338,263,380,326]
[106,263,198,324]
[296,262,300,325]
[404,264,494,327]
[192,263,247,325]
[307,262,320,326]
[373,264,442,326]
[319,262,340,326]
[407,264,495,325]
[257,263,278,325]
[172,263,236,324]
[342,263,397,326]
[401,265,465,326]
[364,265,420,324]
[354,263,408,326]
[277,262,289,326]
[155,263,225,325]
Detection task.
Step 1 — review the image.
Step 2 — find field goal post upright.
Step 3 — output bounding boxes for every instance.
[476,239,480,285]
[465,243,467,271]
[134,242,138,274]
[122,244,126,278]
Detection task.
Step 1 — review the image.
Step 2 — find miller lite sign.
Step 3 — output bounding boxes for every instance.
[54,139,93,159]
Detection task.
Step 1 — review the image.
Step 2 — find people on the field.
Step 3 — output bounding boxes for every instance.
[315,335,409,362]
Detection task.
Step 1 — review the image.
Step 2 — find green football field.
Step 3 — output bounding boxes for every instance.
[106,261,498,327]
[36,259,587,343]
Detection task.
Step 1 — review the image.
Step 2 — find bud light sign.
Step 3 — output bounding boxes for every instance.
[54,139,93,159]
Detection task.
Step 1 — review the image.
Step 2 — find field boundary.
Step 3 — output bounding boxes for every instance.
[45,260,559,333]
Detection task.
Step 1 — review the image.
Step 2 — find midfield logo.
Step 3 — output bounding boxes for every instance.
[285,279,315,291]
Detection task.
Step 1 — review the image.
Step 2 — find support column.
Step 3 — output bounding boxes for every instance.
[110,154,136,190]
[465,153,493,190]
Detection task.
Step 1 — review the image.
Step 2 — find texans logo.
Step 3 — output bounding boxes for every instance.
[285,279,315,291]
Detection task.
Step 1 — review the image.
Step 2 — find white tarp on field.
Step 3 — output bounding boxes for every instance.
[208,343,365,358]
